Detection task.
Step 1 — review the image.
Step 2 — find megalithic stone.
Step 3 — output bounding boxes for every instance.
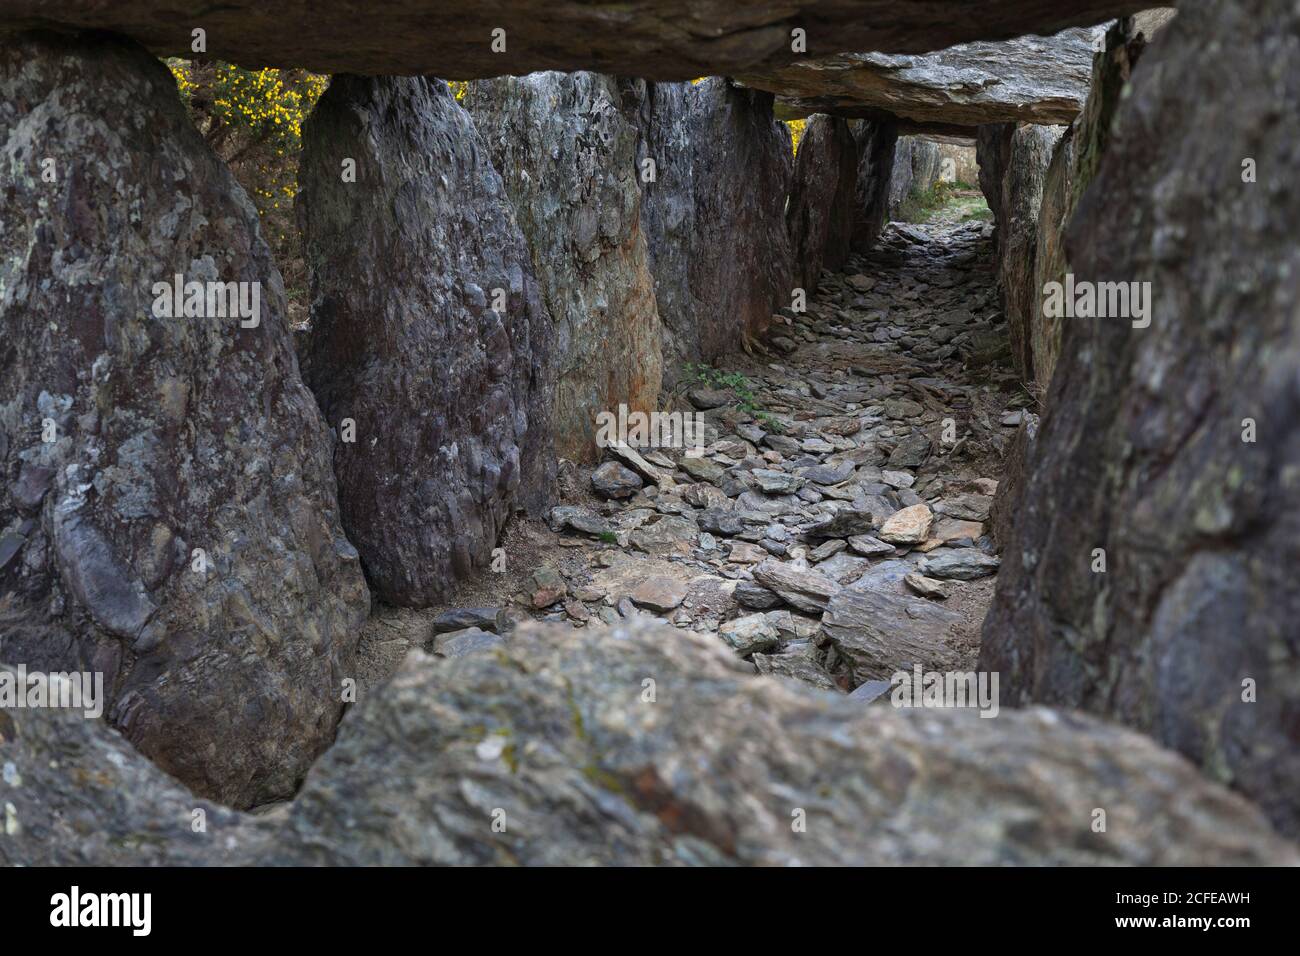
[787,114,860,294]
[688,78,794,357]
[468,72,662,463]
[0,32,370,808]
[3,616,1295,865]
[981,0,1300,838]
[298,75,554,606]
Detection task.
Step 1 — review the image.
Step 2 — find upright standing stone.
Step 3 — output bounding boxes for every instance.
[975,122,1014,229]
[998,124,1063,384]
[688,78,794,357]
[629,80,698,375]
[981,0,1300,838]
[787,114,860,293]
[298,76,553,607]
[1032,13,1175,390]
[849,119,899,250]
[468,72,661,463]
[0,33,369,807]
[888,135,943,217]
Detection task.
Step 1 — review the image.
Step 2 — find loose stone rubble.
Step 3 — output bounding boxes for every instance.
[3,0,1296,867]
[523,219,1021,696]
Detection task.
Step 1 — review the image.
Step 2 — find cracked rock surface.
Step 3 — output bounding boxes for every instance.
[0,33,368,809]
[3,618,1294,866]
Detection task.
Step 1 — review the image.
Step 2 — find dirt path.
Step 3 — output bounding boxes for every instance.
[359,218,1028,694]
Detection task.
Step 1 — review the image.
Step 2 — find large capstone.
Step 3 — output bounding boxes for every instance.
[468,72,662,462]
[787,114,859,294]
[0,33,369,807]
[981,0,1300,838]
[688,79,794,354]
[298,75,553,607]
[0,2,1154,79]
[745,28,1105,129]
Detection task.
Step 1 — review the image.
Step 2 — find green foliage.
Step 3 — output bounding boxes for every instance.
[896,180,991,225]
[168,59,330,321]
[169,61,327,219]
[691,358,780,426]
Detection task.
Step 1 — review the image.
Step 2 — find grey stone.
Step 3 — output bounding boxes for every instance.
[0,33,369,809]
[5,616,1293,867]
[629,515,699,555]
[718,613,781,655]
[786,114,859,294]
[821,561,964,683]
[802,459,856,485]
[300,76,552,606]
[431,607,508,635]
[10,3,1154,83]
[688,79,793,355]
[593,461,645,500]
[752,559,840,614]
[629,576,689,613]
[434,627,507,659]
[468,73,661,462]
[751,468,804,495]
[734,580,783,610]
[847,534,895,556]
[806,507,879,538]
[549,505,613,537]
[750,28,1104,129]
[981,0,1300,838]
[752,650,838,691]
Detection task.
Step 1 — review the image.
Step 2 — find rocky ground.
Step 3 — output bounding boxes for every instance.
[359,216,1032,698]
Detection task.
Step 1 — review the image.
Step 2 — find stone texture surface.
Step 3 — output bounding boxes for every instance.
[299,75,553,607]
[1031,13,1174,389]
[0,621,272,865]
[821,561,964,684]
[0,33,369,808]
[988,415,1039,551]
[976,123,1013,230]
[888,136,944,216]
[986,123,1064,383]
[0,2,1153,80]
[688,79,794,356]
[12,617,1293,866]
[848,119,899,250]
[749,28,1105,129]
[787,115,859,294]
[271,621,1295,865]
[938,143,980,184]
[629,80,698,372]
[468,72,661,463]
[981,0,1300,838]
[1032,129,1078,389]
